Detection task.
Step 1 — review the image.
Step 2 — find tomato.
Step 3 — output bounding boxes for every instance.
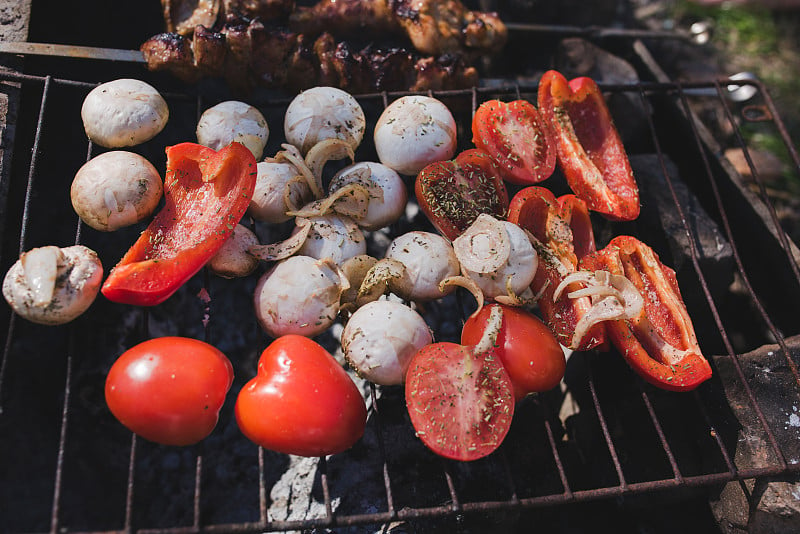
[472,99,556,185]
[462,304,566,401]
[415,148,509,241]
[105,337,234,446]
[235,335,367,457]
[405,306,515,461]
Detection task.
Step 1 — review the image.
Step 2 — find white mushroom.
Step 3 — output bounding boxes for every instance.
[248,160,312,223]
[81,79,168,148]
[329,162,408,231]
[453,214,538,303]
[284,86,366,155]
[373,95,457,176]
[208,224,260,279]
[196,100,269,160]
[341,299,433,386]
[384,231,460,301]
[294,214,367,265]
[70,151,163,232]
[2,245,103,325]
[253,255,348,338]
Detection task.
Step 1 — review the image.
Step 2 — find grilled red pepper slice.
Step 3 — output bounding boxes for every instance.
[415,148,509,241]
[507,186,604,351]
[580,236,712,391]
[538,70,640,221]
[471,99,556,185]
[102,142,257,306]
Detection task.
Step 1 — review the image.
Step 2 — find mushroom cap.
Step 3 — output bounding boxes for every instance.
[71,151,163,232]
[81,79,168,148]
[385,231,460,301]
[342,299,432,386]
[329,161,408,231]
[284,86,366,155]
[196,100,269,160]
[374,95,457,176]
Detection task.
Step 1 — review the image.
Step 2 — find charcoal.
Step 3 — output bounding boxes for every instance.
[709,336,800,532]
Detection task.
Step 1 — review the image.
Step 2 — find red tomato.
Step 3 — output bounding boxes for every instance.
[462,304,565,400]
[472,99,556,185]
[105,337,234,446]
[235,335,367,457]
[405,340,514,461]
[415,148,509,241]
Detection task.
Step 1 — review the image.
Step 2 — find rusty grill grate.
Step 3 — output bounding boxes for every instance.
[1,58,800,533]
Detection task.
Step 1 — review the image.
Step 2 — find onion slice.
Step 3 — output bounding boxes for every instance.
[357,258,407,306]
[276,143,322,199]
[553,269,644,349]
[439,275,485,317]
[247,218,313,262]
[287,182,372,221]
[20,246,61,307]
[453,214,511,274]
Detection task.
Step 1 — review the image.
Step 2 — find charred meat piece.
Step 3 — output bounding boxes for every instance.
[289,0,507,56]
[140,17,478,93]
[162,0,294,36]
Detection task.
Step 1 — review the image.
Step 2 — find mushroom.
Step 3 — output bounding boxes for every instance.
[2,245,103,325]
[329,162,408,231]
[253,255,349,338]
[294,214,367,265]
[373,95,457,176]
[248,159,312,223]
[284,86,366,155]
[453,214,538,304]
[207,224,260,279]
[341,299,433,386]
[196,100,269,160]
[384,231,460,301]
[70,151,163,232]
[81,79,169,148]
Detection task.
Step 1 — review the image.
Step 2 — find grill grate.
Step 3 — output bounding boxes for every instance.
[1,66,800,533]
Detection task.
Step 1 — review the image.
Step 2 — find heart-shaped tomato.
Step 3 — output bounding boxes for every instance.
[415,148,509,241]
[235,335,367,457]
[472,99,556,185]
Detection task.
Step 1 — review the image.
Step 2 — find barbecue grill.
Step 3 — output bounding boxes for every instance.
[2,1,800,532]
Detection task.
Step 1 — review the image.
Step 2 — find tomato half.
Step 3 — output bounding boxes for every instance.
[462,304,565,400]
[105,337,234,446]
[235,335,367,457]
[472,99,556,185]
[405,339,514,462]
[415,148,509,241]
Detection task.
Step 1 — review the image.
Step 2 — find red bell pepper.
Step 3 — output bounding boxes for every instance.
[101,142,257,306]
[580,235,712,391]
[538,70,640,221]
[507,186,604,351]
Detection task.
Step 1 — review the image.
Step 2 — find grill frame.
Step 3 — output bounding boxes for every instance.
[1,49,800,532]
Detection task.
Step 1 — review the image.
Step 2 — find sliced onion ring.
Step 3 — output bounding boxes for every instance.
[287,182,372,221]
[247,218,313,262]
[21,246,61,307]
[276,143,322,199]
[439,275,485,318]
[453,214,511,274]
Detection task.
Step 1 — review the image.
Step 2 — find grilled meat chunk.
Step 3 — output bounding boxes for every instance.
[140,17,478,93]
[162,0,294,36]
[289,0,507,56]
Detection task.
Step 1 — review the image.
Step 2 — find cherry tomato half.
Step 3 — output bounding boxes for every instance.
[472,99,556,185]
[235,335,367,457]
[105,336,234,446]
[462,304,565,400]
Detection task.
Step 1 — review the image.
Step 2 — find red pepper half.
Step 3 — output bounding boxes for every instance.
[102,142,257,306]
[580,236,712,391]
[538,70,640,221]
[508,186,604,351]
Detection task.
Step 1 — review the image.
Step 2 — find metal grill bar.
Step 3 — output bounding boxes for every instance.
[1,70,800,533]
